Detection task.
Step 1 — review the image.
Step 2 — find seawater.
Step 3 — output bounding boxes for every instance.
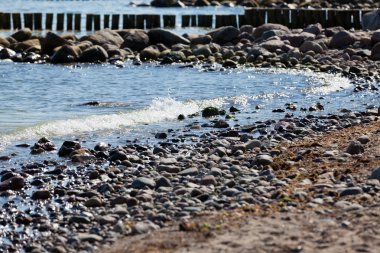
[0,60,378,158]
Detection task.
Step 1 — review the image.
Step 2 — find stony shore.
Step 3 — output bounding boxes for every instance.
[1,98,380,252]
[105,114,380,253]
[148,0,380,9]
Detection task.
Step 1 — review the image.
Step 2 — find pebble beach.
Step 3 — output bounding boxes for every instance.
[1,1,380,252]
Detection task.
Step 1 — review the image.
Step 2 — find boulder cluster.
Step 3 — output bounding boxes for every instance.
[148,0,380,8]
[1,24,380,80]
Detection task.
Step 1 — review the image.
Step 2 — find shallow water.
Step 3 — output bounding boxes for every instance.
[0,60,378,158]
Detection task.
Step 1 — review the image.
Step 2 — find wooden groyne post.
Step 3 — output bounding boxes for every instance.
[0,9,372,32]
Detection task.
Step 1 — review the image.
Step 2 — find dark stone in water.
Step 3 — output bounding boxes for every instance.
[214,120,229,128]
[0,176,25,191]
[79,45,108,63]
[58,141,81,157]
[155,132,168,139]
[0,156,11,161]
[32,190,52,200]
[81,101,100,106]
[16,143,30,148]
[202,107,220,117]
[222,59,237,68]
[273,108,285,113]
[177,114,185,120]
[229,106,240,112]
[94,142,109,151]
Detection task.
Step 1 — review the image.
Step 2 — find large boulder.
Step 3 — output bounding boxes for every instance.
[372,30,380,44]
[150,0,182,7]
[362,10,380,31]
[11,28,32,42]
[299,41,324,54]
[260,39,286,52]
[148,29,189,47]
[372,42,380,60]
[0,37,10,48]
[183,33,212,45]
[121,29,150,51]
[0,48,16,59]
[140,46,160,61]
[194,0,210,6]
[329,31,357,49]
[77,41,93,51]
[12,39,40,51]
[261,29,288,40]
[79,45,108,63]
[281,32,315,47]
[207,26,240,45]
[192,45,212,57]
[303,23,323,35]
[253,23,289,40]
[80,29,124,48]
[51,45,81,64]
[40,32,72,55]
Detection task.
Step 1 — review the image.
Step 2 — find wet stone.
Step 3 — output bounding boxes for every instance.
[31,190,51,200]
[69,216,91,224]
[58,141,81,157]
[339,187,363,197]
[131,177,156,189]
[84,197,103,207]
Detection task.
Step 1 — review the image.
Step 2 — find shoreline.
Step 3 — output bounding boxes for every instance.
[1,103,380,252]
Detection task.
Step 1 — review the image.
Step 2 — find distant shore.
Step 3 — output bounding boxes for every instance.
[1,22,380,84]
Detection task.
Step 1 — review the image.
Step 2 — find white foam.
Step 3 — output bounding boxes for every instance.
[0,97,225,150]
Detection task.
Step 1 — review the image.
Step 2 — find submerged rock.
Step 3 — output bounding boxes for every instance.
[202,107,220,117]
[0,176,25,191]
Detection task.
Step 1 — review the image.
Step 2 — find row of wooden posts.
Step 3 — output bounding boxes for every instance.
[0,8,371,32]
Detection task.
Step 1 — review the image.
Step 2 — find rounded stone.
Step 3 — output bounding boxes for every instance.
[131,177,156,189]
[345,141,364,155]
